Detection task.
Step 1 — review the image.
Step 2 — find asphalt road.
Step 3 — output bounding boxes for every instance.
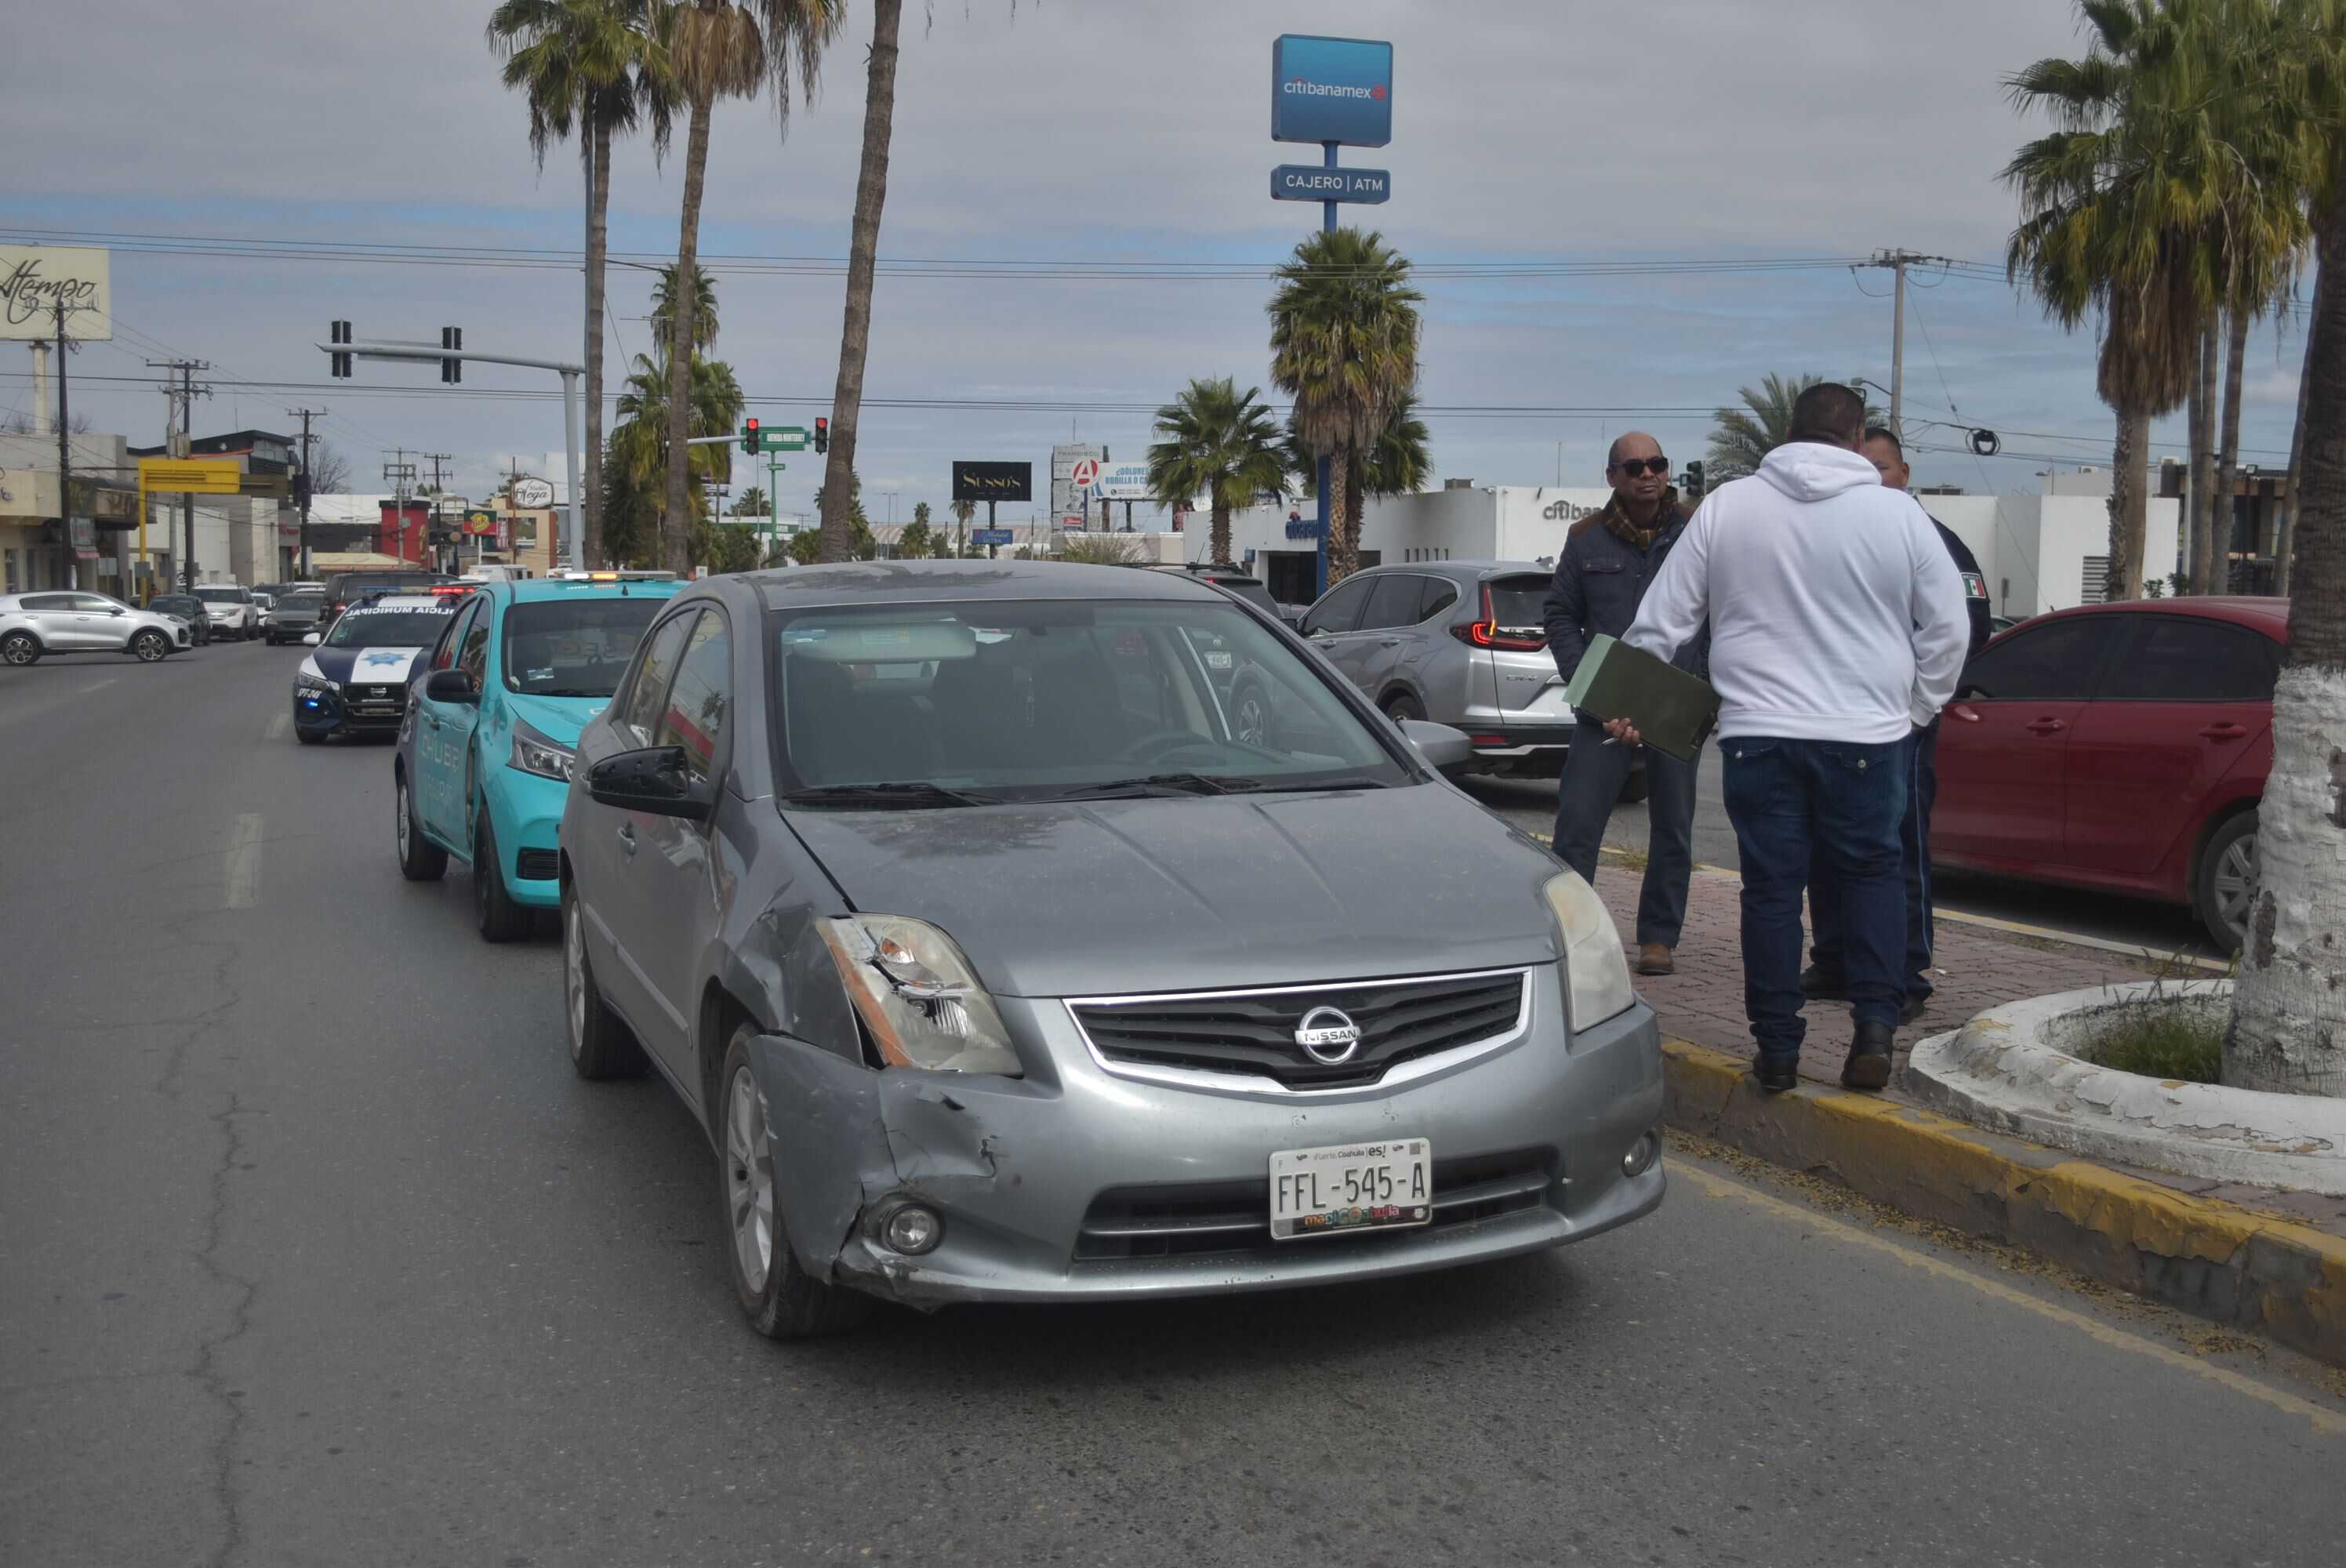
[1461,745,2217,960]
[5,643,2335,1568]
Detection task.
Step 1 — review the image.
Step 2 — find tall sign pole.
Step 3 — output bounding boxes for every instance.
[1269,34,1393,600]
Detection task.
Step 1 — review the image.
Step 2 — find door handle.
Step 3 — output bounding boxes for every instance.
[2025,717,2066,735]
[424,712,440,730]
[1947,702,1983,724]
[617,822,637,855]
[1378,637,1403,648]
[2198,723,2249,740]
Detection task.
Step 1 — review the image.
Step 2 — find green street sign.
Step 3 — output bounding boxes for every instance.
[740,422,811,454]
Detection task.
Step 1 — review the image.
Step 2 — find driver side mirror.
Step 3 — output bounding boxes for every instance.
[301,632,321,646]
[586,746,713,822]
[1400,718,1474,773]
[425,668,478,704]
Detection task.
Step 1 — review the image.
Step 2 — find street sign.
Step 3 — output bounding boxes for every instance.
[1068,457,1101,489]
[1272,34,1393,147]
[1271,165,1390,204]
[971,528,1013,546]
[743,422,811,454]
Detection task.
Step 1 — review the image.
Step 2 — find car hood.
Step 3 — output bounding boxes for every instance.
[309,644,430,684]
[783,782,1566,998]
[500,689,609,746]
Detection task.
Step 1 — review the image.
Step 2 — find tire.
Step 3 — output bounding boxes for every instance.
[2193,811,2258,956]
[1229,678,1274,749]
[473,809,531,942]
[563,880,645,1080]
[395,769,447,880]
[1382,691,1426,724]
[1,631,39,666]
[130,631,169,663]
[717,1022,871,1339]
[295,726,322,746]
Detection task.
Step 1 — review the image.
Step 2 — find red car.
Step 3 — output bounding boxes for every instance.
[1932,596,2282,953]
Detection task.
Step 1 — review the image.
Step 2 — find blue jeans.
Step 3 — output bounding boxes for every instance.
[1551,719,1699,948]
[1810,725,1937,1000]
[1720,735,1909,1062]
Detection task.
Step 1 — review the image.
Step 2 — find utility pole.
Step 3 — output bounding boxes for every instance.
[147,359,212,592]
[290,408,327,579]
[1866,250,1944,441]
[383,450,418,566]
[423,452,454,573]
[53,300,75,590]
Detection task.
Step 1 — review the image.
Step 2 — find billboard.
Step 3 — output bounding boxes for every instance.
[0,245,110,340]
[952,461,1033,503]
[1271,35,1393,148]
[1049,441,1105,522]
[1095,463,1154,502]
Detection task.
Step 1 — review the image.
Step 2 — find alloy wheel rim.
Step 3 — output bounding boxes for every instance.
[3,640,31,665]
[1235,694,1266,746]
[2213,834,2259,946]
[563,899,586,1054]
[396,781,410,858]
[726,1065,775,1294]
[136,636,162,662]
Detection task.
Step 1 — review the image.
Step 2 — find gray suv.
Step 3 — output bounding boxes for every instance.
[1298,561,1578,779]
[557,561,1663,1337]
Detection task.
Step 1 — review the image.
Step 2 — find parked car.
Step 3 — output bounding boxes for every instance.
[0,591,191,665]
[1146,561,1287,618]
[146,593,212,645]
[263,591,327,645]
[1295,561,1603,784]
[321,569,457,622]
[292,593,466,744]
[1931,596,2283,952]
[394,575,685,939]
[556,562,1663,1337]
[193,584,261,641]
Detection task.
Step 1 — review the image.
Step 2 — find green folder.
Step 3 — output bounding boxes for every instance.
[1563,633,1721,763]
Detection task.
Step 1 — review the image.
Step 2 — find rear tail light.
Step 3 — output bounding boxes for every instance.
[1447,585,1545,652]
[1469,735,1509,747]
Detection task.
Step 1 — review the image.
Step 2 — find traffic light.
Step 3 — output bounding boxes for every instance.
[1683,460,1705,499]
[813,416,829,455]
[329,320,352,379]
[439,326,463,384]
[742,418,761,454]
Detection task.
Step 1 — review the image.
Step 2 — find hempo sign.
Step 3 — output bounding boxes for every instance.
[1271,35,1393,147]
[0,245,111,340]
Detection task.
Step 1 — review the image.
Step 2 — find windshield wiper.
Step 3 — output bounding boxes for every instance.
[784,782,1001,808]
[1224,775,1392,794]
[1055,772,1240,800]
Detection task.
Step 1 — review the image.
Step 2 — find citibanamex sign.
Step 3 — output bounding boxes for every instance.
[1542,498,1599,523]
[0,245,111,341]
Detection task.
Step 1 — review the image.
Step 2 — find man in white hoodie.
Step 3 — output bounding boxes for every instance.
[1605,383,1968,1093]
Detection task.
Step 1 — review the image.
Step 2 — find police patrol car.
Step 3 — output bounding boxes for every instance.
[292,591,468,744]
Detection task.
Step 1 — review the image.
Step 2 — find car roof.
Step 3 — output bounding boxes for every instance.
[742,559,1227,610]
[2030,595,2288,633]
[501,577,686,605]
[352,593,450,611]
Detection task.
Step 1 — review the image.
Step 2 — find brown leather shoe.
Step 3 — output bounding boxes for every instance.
[1636,943,1676,976]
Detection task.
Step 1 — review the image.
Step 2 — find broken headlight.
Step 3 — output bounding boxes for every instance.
[819,915,1022,1076]
[1545,870,1636,1032]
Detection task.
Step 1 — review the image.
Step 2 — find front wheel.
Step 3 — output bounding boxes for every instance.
[718,1023,871,1340]
[130,631,169,663]
[473,810,531,942]
[2194,811,2257,956]
[1382,691,1426,724]
[395,771,447,880]
[1,631,38,666]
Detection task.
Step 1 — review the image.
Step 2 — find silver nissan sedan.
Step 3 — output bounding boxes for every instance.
[555,561,1664,1337]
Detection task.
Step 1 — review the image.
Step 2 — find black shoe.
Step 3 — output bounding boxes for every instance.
[1800,964,1848,1001]
[1840,1021,1894,1091]
[1899,991,1930,1026]
[1753,1057,1799,1094]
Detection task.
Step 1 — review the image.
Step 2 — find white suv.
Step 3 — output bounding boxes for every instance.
[193,584,261,641]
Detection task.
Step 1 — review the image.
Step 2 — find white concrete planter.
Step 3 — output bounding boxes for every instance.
[1901,980,2346,1196]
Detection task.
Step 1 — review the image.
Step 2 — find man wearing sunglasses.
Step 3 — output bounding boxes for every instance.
[1542,431,1707,978]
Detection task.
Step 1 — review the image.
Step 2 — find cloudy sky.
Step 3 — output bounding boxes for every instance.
[1,0,2312,527]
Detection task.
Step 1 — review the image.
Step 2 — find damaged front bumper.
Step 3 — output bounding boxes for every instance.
[748,964,1665,1310]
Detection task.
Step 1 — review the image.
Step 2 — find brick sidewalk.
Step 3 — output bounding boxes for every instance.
[1592,859,2159,1088]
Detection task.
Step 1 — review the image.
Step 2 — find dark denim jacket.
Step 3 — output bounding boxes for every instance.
[1542,506,1709,685]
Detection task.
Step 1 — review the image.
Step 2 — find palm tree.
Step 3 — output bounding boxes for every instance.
[663,0,843,576]
[612,347,745,560]
[731,485,768,517]
[1705,373,1881,483]
[1147,378,1289,566]
[1267,228,1424,584]
[1359,389,1433,505]
[651,261,721,350]
[950,496,977,557]
[814,0,902,563]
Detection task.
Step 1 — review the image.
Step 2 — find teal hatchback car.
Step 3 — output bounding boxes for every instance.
[394,576,685,938]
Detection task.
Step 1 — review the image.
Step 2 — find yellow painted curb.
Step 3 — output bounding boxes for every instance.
[1660,1036,2346,1367]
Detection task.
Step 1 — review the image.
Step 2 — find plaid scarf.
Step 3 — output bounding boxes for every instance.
[1600,486,1680,553]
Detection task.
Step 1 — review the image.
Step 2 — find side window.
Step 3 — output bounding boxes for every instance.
[655,612,731,781]
[1359,574,1426,632]
[1418,575,1460,623]
[71,594,119,612]
[1959,615,2128,702]
[619,610,699,747]
[1301,575,1373,636]
[458,607,492,684]
[22,593,74,612]
[2099,617,2279,703]
[430,600,478,673]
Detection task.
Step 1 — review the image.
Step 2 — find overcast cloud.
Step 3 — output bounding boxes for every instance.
[1,0,2313,523]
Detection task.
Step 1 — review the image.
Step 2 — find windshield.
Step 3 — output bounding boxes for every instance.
[770,598,1409,801]
[323,604,456,648]
[503,597,663,698]
[1208,575,1280,615]
[151,597,198,615]
[1483,576,1549,634]
[275,593,322,612]
[194,588,244,603]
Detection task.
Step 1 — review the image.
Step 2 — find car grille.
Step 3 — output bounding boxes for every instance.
[347,681,407,722]
[1073,1149,1555,1263]
[1070,970,1527,1091]
[514,848,559,881]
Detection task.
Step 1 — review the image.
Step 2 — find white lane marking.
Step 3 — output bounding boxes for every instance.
[82,678,116,697]
[1683,1167,2346,1437]
[223,813,264,910]
[265,713,289,741]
